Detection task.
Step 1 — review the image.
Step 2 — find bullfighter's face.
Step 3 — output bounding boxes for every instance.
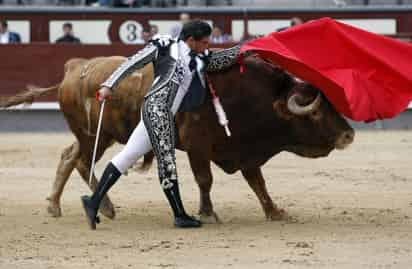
[186,36,210,54]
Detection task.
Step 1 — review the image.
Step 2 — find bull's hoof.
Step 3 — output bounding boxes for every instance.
[47,205,62,217]
[46,199,62,217]
[99,196,116,219]
[199,212,221,224]
[266,208,288,221]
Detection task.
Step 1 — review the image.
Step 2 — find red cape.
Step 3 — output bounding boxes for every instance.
[240,17,412,122]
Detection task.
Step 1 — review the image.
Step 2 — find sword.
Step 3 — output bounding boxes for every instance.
[89,99,106,186]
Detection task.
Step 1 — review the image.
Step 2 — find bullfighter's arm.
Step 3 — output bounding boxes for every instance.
[101,43,159,90]
[206,45,240,72]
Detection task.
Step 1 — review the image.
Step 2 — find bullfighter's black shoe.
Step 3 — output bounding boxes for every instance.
[81,195,100,230]
[174,214,202,228]
[80,162,121,230]
[162,181,202,228]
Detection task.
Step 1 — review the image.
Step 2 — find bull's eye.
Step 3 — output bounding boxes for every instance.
[311,110,321,119]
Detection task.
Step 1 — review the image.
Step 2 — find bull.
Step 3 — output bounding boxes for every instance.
[0,51,354,222]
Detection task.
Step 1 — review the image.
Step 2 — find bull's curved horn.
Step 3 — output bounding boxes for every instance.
[287,92,321,115]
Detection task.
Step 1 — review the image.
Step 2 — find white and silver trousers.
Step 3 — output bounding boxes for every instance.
[111,76,187,190]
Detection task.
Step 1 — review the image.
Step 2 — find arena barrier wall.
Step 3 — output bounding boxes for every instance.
[2,7,412,130]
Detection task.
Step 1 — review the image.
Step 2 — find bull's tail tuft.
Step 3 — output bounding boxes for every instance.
[0,84,59,108]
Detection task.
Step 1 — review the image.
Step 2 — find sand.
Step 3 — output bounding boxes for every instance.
[1,131,411,268]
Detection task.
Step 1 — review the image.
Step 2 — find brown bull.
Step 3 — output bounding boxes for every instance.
[0,54,354,222]
[1,56,154,219]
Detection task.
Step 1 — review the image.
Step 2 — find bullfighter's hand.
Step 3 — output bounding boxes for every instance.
[97,87,112,102]
[197,49,211,70]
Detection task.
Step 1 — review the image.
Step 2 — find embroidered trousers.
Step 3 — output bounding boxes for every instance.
[111,74,187,190]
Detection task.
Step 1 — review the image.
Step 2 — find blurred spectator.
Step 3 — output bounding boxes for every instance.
[150,24,158,36]
[0,20,21,44]
[277,17,303,32]
[55,22,81,44]
[169,13,190,39]
[95,0,110,6]
[210,26,232,44]
[142,25,152,44]
[151,0,176,7]
[141,24,159,44]
[290,17,303,27]
[112,0,145,7]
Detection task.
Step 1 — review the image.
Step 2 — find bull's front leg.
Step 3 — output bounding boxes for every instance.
[187,152,221,224]
[241,167,287,221]
[47,142,80,217]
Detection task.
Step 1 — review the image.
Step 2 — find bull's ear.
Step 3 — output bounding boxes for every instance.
[272,100,293,120]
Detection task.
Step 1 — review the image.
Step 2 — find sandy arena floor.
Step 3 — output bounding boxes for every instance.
[0,131,412,269]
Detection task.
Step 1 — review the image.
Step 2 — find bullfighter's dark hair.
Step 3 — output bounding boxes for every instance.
[179,20,212,41]
[1,20,8,28]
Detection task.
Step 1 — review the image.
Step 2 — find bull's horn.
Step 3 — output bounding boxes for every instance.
[287,92,321,115]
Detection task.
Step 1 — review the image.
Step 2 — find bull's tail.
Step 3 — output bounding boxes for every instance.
[0,84,59,108]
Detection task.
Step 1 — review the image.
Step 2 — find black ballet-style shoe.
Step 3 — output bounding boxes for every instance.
[174,214,202,228]
[81,195,100,230]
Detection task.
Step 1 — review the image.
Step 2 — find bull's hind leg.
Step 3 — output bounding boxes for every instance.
[76,158,115,219]
[241,167,287,221]
[75,132,116,219]
[47,142,80,217]
[188,153,221,224]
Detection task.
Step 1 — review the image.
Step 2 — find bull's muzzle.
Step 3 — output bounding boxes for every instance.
[335,130,355,150]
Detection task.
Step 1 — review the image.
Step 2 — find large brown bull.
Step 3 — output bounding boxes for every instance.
[0,53,354,222]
